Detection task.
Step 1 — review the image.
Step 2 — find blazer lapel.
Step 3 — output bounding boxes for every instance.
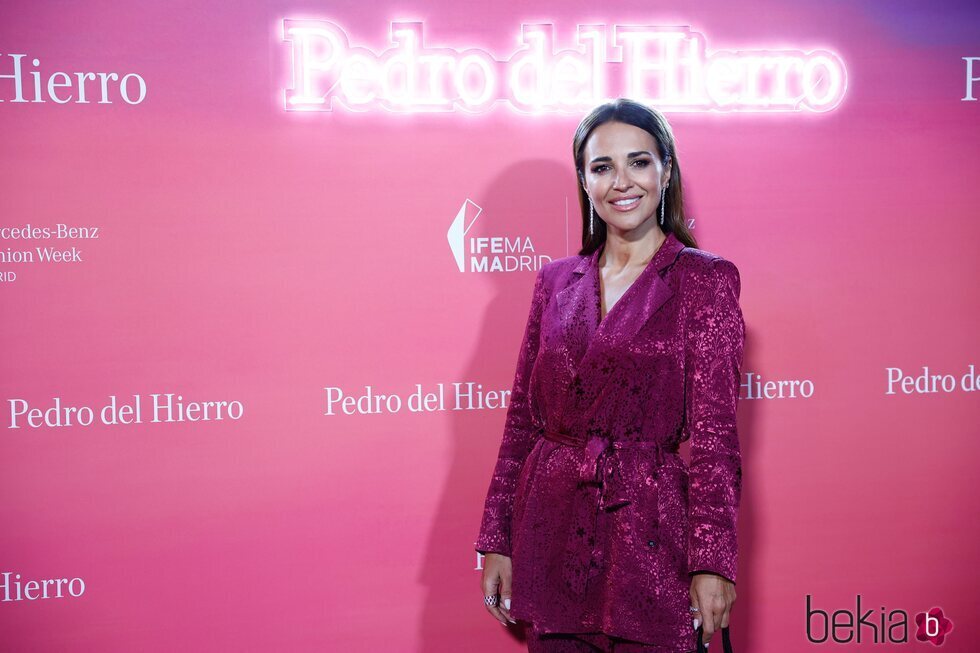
[599,247,678,348]
[555,251,600,374]
[556,231,686,389]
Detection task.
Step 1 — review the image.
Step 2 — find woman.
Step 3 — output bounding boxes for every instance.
[476,98,744,652]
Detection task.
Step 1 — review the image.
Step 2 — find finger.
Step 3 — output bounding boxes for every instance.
[487,602,508,625]
[720,590,735,628]
[482,562,499,586]
[482,573,508,626]
[483,595,507,626]
[689,594,702,631]
[498,569,516,624]
[720,603,732,629]
[498,591,517,624]
[708,595,729,645]
[720,591,734,629]
[701,610,715,645]
[697,592,716,645]
[498,599,515,623]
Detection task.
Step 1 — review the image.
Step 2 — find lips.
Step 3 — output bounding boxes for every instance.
[609,196,642,211]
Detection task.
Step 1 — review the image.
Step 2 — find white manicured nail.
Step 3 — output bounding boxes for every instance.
[693,618,700,630]
[503,598,511,610]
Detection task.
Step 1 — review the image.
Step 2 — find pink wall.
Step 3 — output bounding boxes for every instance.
[1,0,978,650]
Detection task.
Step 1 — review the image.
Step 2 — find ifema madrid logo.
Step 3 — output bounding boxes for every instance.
[446,199,553,273]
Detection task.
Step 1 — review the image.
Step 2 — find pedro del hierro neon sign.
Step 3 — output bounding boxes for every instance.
[281,19,848,114]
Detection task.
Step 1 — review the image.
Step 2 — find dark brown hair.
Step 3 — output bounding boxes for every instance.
[572,98,697,254]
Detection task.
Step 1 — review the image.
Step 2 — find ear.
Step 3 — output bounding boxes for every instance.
[662,155,673,187]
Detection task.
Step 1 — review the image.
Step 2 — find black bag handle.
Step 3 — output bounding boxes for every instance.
[693,624,733,653]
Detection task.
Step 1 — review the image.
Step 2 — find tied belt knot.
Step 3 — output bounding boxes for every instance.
[542,428,680,595]
[543,429,678,509]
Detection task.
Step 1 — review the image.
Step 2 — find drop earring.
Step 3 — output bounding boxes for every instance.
[589,198,595,237]
[659,185,667,226]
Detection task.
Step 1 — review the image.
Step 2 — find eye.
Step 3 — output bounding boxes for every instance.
[631,159,651,168]
[591,164,609,174]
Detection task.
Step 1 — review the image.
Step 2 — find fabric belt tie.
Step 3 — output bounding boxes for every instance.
[542,428,680,596]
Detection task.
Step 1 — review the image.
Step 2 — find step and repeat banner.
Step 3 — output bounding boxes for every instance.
[1,1,978,651]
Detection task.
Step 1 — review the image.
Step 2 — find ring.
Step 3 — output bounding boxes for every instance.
[689,606,700,612]
[485,595,498,607]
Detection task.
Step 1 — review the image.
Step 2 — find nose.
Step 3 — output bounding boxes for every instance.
[612,169,632,191]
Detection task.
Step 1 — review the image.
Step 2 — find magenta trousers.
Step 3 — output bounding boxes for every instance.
[526,627,695,653]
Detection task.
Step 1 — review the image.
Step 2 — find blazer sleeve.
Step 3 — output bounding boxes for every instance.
[475,267,547,557]
[683,257,745,584]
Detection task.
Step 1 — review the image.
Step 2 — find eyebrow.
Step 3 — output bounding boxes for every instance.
[589,151,654,164]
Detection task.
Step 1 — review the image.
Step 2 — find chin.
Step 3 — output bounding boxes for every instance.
[605,203,655,220]
[608,208,654,224]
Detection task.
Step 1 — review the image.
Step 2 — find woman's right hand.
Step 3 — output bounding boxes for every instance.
[481,552,517,626]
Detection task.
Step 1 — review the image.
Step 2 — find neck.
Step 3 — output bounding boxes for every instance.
[599,230,667,270]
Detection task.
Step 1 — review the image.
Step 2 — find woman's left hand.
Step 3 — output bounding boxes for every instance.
[690,573,736,647]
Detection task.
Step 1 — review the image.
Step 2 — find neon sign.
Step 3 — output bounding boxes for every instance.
[281,20,847,114]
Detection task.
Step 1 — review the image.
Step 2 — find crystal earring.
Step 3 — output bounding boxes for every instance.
[659,185,667,226]
[589,199,595,237]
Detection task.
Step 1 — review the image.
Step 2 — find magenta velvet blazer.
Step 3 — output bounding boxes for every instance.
[475,230,745,649]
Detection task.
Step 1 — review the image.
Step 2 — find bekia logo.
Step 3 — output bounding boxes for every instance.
[447,199,552,273]
[806,594,954,647]
[914,608,953,646]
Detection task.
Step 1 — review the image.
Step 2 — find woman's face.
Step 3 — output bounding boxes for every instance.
[581,120,671,237]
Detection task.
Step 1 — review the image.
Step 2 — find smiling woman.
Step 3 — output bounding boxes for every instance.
[584,147,665,219]
[572,100,690,254]
[477,98,744,653]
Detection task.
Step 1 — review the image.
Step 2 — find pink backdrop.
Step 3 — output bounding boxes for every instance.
[1,1,978,650]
